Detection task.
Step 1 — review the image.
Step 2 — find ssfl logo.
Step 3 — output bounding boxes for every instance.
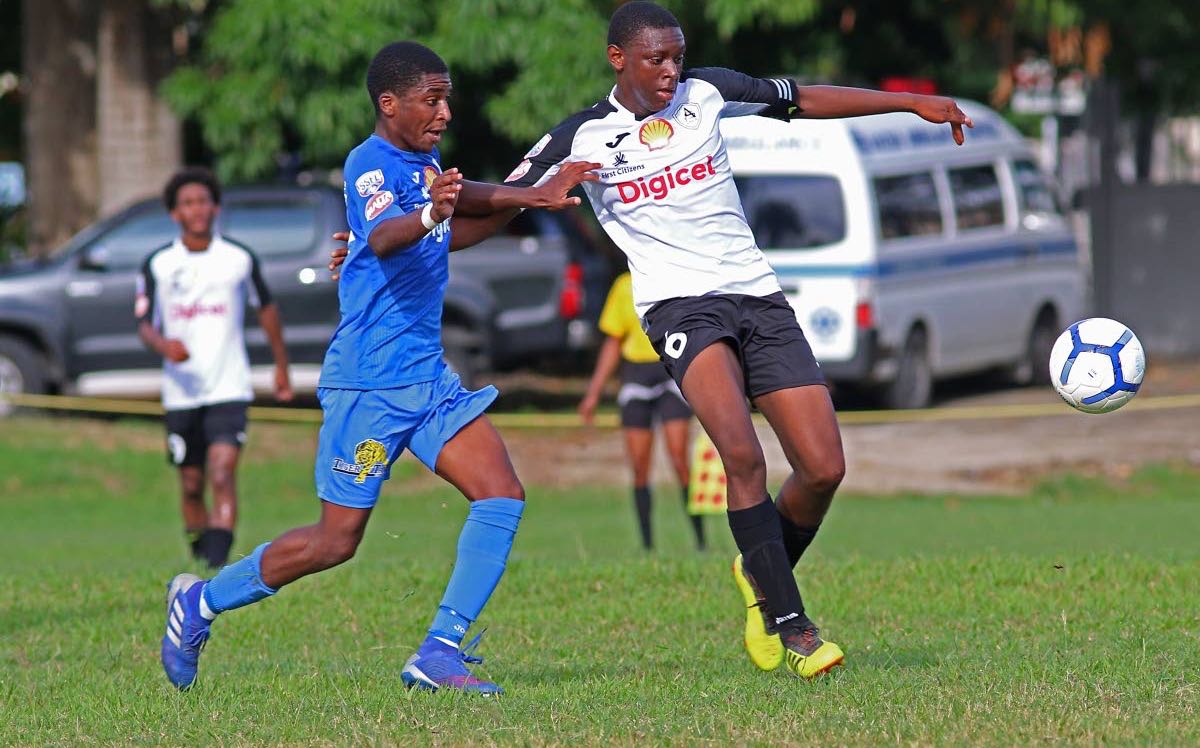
[638,118,674,150]
[354,169,384,197]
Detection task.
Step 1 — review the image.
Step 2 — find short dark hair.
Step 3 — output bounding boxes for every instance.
[163,167,220,211]
[366,41,449,115]
[607,1,680,47]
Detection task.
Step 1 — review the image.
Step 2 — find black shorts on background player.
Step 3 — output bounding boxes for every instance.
[643,292,825,398]
[164,401,248,467]
[618,361,692,428]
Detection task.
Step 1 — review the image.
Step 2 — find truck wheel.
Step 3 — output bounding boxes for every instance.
[1011,310,1058,386]
[881,328,932,409]
[0,335,48,415]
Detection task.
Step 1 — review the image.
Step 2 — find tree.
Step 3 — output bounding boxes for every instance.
[21,0,99,256]
[162,0,835,182]
[163,0,1200,184]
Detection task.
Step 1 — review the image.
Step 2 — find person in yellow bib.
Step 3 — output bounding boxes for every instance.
[579,272,705,551]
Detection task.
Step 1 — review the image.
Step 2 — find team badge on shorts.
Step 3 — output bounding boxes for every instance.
[331,438,388,483]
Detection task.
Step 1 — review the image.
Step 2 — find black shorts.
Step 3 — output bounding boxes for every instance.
[164,401,249,467]
[618,361,693,429]
[642,291,826,400]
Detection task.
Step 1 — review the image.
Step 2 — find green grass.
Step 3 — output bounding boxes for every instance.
[2,416,1199,745]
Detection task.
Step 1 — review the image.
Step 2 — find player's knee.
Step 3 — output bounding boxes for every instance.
[181,485,204,503]
[720,442,766,485]
[209,467,236,495]
[806,456,845,497]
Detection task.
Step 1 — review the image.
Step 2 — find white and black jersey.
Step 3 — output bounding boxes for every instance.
[507,67,797,316]
[135,236,272,411]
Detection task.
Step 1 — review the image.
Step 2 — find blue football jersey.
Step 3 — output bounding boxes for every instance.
[319,135,451,389]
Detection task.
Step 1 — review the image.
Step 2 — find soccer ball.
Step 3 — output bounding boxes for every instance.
[1048,318,1145,414]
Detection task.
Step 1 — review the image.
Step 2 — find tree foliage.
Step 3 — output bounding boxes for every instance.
[162,0,1200,182]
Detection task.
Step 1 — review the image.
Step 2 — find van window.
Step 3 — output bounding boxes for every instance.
[734,175,845,250]
[223,198,320,258]
[873,173,943,240]
[86,209,177,271]
[948,165,1005,230]
[1012,159,1061,217]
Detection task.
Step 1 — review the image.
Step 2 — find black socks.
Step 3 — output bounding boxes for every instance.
[775,504,820,568]
[190,528,235,569]
[633,486,707,551]
[728,499,809,631]
[681,487,706,550]
[633,486,653,549]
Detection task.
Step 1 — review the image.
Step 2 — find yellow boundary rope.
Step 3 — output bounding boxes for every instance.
[3,391,1199,428]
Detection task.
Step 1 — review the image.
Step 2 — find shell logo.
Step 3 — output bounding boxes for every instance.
[423,166,439,189]
[638,118,674,151]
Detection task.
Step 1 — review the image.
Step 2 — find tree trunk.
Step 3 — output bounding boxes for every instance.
[96,0,181,216]
[22,0,99,257]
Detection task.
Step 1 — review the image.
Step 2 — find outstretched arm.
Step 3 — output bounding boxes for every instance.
[794,86,974,144]
[455,161,601,216]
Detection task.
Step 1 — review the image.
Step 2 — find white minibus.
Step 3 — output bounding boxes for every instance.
[721,101,1084,407]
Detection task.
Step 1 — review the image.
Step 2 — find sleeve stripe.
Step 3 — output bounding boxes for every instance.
[770,78,788,100]
[247,252,272,307]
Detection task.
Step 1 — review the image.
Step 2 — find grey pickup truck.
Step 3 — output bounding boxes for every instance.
[0,185,595,401]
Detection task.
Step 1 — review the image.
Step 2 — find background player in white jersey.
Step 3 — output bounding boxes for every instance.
[506,1,973,678]
[136,168,292,569]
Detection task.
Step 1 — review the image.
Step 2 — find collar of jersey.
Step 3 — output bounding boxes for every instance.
[607,87,667,122]
[173,235,221,254]
[369,133,431,159]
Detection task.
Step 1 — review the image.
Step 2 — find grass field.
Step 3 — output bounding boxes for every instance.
[2,415,1199,745]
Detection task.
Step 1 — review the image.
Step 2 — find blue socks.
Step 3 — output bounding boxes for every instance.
[193,499,523,648]
[428,498,524,647]
[201,542,277,617]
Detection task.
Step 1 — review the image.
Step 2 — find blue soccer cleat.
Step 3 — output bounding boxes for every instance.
[160,573,212,691]
[401,632,503,696]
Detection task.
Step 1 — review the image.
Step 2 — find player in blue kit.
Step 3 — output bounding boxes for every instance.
[159,41,598,695]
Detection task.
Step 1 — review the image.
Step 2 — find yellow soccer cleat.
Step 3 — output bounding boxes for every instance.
[781,627,844,679]
[732,554,783,671]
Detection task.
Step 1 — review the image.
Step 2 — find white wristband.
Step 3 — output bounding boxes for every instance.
[420,203,438,230]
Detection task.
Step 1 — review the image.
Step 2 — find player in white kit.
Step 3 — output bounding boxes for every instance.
[137,168,292,569]
[505,2,973,678]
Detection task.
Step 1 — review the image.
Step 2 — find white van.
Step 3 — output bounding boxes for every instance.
[720,101,1084,408]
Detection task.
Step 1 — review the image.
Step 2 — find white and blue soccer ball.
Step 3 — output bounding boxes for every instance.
[1048,317,1145,414]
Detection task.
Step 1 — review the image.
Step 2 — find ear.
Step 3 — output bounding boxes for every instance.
[607,44,625,73]
[377,91,398,118]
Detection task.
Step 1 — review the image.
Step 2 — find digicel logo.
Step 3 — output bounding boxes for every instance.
[616,155,716,204]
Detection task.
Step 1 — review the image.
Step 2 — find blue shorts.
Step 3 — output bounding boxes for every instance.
[314,368,498,509]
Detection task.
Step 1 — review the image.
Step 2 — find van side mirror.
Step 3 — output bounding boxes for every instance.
[79,245,109,271]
